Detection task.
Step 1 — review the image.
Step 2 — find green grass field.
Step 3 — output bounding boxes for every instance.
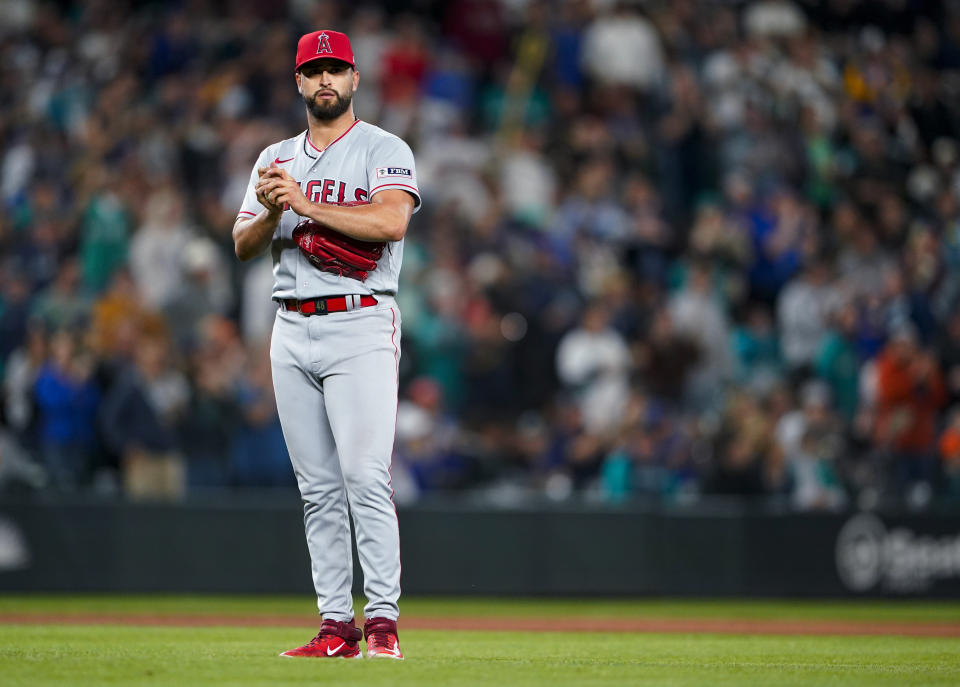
[2,596,959,687]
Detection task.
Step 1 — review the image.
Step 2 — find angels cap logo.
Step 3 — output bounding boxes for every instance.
[317,32,332,55]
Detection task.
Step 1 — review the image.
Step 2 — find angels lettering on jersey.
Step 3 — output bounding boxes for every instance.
[305,178,368,204]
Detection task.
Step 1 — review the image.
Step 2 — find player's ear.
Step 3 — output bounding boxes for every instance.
[352,68,359,93]
[295,71,302,93]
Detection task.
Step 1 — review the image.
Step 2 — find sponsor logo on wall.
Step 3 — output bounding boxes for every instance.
[835,513,960,592]
[0,517,30,571]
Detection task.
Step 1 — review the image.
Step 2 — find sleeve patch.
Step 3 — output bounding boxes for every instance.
[376,167,412,179]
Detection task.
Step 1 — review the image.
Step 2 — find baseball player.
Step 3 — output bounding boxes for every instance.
[233,29,419,660]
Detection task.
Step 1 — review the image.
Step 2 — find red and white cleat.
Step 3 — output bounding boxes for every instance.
[279,618,363,658]
[364,617,404,659]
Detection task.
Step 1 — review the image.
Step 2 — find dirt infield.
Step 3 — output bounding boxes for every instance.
[1,613,959,638]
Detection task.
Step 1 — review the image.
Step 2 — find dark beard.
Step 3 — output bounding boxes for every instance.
[303,89,352,121]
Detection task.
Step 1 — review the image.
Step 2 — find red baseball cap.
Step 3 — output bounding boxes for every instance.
[295,30,355,72]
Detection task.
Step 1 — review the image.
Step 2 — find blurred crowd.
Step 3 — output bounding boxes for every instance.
[2,0,960,510]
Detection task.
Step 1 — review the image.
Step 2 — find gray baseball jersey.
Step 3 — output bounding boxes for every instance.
[238,119,420,299]
[239,120,419,625]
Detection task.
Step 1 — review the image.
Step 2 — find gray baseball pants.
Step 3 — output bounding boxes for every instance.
[270,297,401,622]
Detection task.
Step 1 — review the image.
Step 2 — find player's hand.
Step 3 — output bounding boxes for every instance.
[255,164,286,214]
[257,168,310,216]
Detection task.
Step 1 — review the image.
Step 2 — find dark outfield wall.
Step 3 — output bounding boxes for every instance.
[1,497,959,597]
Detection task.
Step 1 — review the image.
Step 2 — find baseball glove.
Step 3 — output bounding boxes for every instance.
[292,201,385,282]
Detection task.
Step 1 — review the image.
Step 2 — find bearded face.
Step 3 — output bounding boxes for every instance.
[302,83,353,121]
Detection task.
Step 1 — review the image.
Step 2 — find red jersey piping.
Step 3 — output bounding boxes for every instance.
[306,119,361,153]
[369,183,419,195]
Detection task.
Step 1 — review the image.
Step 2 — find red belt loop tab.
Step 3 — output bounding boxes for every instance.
[280,295,378,316]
